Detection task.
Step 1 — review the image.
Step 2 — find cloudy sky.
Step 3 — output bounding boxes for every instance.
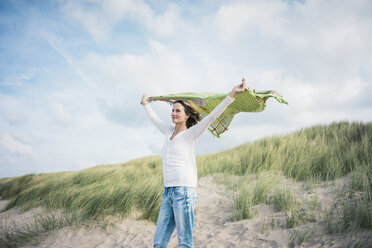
[0,0,371,178]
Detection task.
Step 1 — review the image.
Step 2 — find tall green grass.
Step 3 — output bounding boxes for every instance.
[0,121,371,230]
[0,211,80,248]
[233,171,282,220]
[0,156,164,222]
[197,121,371,181]
[324,198,372,234]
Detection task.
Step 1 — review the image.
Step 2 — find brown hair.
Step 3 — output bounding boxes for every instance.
[173,100,201,128]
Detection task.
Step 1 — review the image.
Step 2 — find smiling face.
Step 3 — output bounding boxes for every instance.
[172,103,189,125]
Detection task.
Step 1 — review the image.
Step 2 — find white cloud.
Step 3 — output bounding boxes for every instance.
[336,78,369,103]
[1,111,25,125]
[61,1,112,43]
[0,134,36,158]
[61,0,181,42]
[80,39,200,95]
[0,94,29,125]
[48,102,75,125]
[214,0,286,43]
[210,0,372,81]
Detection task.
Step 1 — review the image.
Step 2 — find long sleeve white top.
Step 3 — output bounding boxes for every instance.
[143,95,235,188]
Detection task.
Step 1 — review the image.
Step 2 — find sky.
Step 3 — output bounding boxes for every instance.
[0,0,371,178]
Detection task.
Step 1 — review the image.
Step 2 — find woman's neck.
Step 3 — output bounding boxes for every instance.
[174,123,187,133]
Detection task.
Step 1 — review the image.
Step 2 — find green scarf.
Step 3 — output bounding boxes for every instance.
[149,89,288,137]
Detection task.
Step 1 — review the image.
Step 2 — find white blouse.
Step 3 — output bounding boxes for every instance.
[144,95,235,188]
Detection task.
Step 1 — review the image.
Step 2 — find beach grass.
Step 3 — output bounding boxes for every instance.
[1,156,164,222]
[0,121,371,247]
[0,211,80,248]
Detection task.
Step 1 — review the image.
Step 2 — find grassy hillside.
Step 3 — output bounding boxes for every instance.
[0,121,371,247]
[196,121,371,223]
[197,121,371,181]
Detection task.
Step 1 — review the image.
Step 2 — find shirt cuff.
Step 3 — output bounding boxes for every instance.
[225,94,235,104]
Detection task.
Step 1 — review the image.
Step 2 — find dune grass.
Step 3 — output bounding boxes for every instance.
[0,156,164,223]
[271,186,297,212]
[324,194,372,234]
[233,171,282,220]
[0,121,371,247]
[197,121,371,181]
[0,211,80,248]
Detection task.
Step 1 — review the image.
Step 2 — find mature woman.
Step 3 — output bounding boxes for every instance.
[141,79,246,248]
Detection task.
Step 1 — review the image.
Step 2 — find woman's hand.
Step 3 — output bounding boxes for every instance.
[141,94,149,106]
[229,78,247,98]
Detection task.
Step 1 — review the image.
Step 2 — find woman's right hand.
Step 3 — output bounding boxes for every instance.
[141,94,149,106]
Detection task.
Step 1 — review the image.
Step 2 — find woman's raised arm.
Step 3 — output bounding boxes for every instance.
[141,94,170,135]
[188,78,247,138]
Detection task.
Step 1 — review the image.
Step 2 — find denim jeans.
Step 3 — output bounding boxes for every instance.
[154,186,198,248]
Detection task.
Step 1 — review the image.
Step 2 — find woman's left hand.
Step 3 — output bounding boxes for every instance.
[229,78,247,98]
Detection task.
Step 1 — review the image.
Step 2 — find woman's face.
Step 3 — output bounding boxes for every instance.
[172,103,189,125]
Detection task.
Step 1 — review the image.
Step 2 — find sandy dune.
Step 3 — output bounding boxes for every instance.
[1,176,371,248]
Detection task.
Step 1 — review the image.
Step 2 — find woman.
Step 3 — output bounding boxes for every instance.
[141,79,246,248]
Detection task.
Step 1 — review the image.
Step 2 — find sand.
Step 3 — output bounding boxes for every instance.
[1,176,371,248]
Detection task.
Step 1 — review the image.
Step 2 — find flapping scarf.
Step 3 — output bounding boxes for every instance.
[149,88,288,138]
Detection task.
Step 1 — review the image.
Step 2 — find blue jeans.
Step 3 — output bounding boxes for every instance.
[154,186,198,248]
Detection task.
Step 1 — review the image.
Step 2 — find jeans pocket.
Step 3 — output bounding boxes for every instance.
[173,187,198,208]
[173,187,186,199]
